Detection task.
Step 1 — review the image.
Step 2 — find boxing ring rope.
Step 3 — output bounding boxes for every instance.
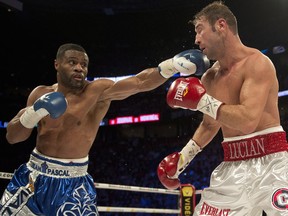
[94,182,179,194]
[94,182,180,213]
[98,206,180,214]
[1,171,195,214]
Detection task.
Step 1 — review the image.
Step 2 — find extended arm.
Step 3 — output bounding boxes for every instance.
[99,67,166,102]
[100,49,210,101]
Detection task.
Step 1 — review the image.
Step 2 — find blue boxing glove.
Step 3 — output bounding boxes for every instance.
[20,92,68,128]
[158,49,210,78]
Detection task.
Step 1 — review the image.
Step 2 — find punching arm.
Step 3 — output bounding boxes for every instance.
[100,49,210,102]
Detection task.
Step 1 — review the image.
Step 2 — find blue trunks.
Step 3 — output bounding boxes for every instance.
[0,148,99,215]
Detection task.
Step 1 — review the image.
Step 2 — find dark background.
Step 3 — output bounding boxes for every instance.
[0,0,288,215]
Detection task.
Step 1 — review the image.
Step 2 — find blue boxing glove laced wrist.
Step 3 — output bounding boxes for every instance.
[20,92,67,128]
[158,49,210,78]
[173,49,210,76]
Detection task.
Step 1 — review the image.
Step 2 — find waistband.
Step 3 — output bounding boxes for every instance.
[26,148,89,178]
[222,129,288,161]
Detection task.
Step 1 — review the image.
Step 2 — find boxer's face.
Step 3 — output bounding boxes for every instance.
[194,16,224,61]
[55,50,89,89]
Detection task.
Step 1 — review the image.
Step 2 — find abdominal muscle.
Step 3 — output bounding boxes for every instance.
[220,115,280,139]
[35,114,101,159]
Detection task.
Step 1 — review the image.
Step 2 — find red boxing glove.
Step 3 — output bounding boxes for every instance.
[157,152,181,190]
[166,77,223,119]
[157,140,201,190]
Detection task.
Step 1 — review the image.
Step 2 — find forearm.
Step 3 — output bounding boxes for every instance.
[6,108,34,144]
[216,104,261,134]
[176,118,220,174]
[157,113,220,190]
[135,67,167,92]
[192,118,221,149]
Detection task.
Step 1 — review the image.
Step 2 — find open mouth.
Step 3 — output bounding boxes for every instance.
[73,76,82,81]
[73,73,84,81]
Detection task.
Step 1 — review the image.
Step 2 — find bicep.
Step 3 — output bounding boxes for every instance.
[240,58,275,119]
[100,67,165,101]
[101,76,141,101]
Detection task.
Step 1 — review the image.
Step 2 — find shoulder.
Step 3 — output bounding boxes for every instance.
[84,78,116,101]
[239,48,277,93]
[27,84,55,105]
[30,85,55,96]
[88,78,115,91]
[244,48,273,66]
[245,48,276,76]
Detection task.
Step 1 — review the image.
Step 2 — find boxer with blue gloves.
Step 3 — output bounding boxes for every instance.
[1,43,209,216]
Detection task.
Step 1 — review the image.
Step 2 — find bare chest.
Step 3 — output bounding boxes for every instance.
[208,69,243,105]
[40,93,108,132]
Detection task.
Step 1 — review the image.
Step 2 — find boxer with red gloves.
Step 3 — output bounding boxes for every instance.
[159,2,288,215]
